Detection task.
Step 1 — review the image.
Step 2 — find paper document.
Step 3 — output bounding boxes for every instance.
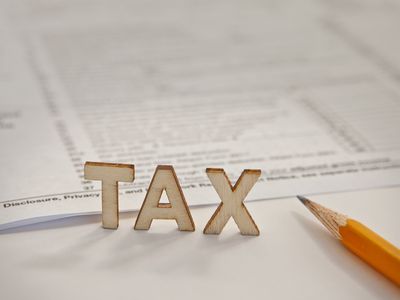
[1,0,400,229]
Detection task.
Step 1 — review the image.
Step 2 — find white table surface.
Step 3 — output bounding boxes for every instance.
[0,187,399,300]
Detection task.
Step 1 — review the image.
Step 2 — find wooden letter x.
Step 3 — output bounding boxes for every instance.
[84,162,135,229]
[134,165,195,231]
[203,168,261,236]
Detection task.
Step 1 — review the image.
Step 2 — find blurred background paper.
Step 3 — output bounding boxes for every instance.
[1,0,400,229]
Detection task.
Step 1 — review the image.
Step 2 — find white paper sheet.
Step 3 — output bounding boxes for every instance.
[1,0,400,229]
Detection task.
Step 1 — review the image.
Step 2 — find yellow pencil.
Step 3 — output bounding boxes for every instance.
[297,196,400,286]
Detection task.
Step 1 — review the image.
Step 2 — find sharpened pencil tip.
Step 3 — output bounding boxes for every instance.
[296,195,347,239]
[297,195,310,205]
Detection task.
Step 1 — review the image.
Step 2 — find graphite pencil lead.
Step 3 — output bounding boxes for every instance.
[297,195,310,205]
[297,196,347,240]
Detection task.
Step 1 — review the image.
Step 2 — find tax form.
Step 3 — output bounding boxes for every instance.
[1,0,400,229]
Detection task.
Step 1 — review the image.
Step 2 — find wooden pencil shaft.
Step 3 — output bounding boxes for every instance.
[298,196,400,286]
[339,219,400,286]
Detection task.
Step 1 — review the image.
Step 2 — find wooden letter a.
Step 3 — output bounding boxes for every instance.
[134,165,195,231]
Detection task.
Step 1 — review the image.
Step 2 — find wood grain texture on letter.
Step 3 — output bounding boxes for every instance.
[134,165,195,231]
[203,168,261,236]
[84,161,135,229]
